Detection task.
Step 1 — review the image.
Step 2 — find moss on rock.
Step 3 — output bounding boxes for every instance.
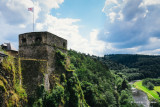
[55,50,88,107]
[20,59,47,97]
[0,55,27,107]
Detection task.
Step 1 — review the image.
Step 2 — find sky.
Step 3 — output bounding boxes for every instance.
[0,0,160,56]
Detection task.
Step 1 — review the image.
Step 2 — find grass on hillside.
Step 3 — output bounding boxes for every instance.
[133,81,160,102]
[154,86,160,92]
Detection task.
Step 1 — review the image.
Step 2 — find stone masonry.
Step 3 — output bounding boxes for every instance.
[19,32,67,96]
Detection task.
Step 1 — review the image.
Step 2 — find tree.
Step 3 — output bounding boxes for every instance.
[122,79,128,90]
[156,91,160,97]
[147,82,154,90]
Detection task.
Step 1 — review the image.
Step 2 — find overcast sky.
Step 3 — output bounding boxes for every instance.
[0,0,160,56]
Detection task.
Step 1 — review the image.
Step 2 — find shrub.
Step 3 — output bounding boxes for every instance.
[43,85,64,107]
[147,82,154,90]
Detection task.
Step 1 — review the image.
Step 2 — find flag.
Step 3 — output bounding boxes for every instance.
[28,8,34,12]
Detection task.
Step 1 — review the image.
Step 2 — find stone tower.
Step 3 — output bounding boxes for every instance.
[19,32,67,96]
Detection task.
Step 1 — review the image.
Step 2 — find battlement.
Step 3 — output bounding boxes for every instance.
[19,32,67,49]
[19,32,67,59]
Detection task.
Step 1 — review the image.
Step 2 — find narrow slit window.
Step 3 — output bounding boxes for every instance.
[63,42,66,48]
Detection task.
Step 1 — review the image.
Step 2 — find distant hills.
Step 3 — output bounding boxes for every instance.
[95,54,160,81]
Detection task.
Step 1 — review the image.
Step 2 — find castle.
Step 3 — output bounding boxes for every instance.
[19,32,67,96]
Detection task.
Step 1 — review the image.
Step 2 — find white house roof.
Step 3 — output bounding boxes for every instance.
[1,43,17,52]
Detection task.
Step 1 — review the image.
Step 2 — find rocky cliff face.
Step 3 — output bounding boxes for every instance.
[0,56,27,107]
[31,50,88,107]
[0,50,88,107]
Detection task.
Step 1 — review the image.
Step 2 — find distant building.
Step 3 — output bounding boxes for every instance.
[1,43,18,56]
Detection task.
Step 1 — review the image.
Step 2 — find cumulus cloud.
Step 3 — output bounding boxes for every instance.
[39,0,64,9]
[36,15,106,56]
[0,0,63,49]
[140,0,160,7]
[0,0,106,56]
[100,0,160,54]
[0,0,34,25]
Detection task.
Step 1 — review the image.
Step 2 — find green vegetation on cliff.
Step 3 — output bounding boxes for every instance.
[32,50,88,107]
[0,55,27,107]
[68,50,137,107]
[32,50,137,107]
[0,50,139,107]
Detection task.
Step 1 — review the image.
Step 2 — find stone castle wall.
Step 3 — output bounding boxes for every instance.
[19,32,67,59]
[19,32,67,96]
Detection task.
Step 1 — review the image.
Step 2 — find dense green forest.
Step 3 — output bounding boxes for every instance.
[67,50,137,107]
[142,78,160,90]
[2,49,160,106]
[95,54,160,81]
[33,50,139,106]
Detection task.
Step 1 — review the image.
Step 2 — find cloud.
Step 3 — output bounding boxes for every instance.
[100,0,160,54]
[39,0,64,9]
[36,15,106,56]
[140,0,160,7]
[137,49,160,55]
[0,0,106,56]
[0,0,63,27]
[138,37,160,51]
[0,0,36,25]
[0,0,64,48]
[109,12,117,23]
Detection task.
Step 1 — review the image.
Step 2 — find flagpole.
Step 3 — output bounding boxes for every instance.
[33,8,34,32]
[28,3,34,32]
[33,0,34,32]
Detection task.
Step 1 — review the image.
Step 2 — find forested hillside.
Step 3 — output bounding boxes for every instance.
[0,50,138,107]
[98,54,160,81]
[68,50,137,107]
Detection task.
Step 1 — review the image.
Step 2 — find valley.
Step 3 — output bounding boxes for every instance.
[94,54,160,106]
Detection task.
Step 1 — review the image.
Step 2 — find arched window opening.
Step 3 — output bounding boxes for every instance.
[35,37,42,43]
[22,38,26,44]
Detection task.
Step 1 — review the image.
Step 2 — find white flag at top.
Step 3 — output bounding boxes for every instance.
[28,8,34,12]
